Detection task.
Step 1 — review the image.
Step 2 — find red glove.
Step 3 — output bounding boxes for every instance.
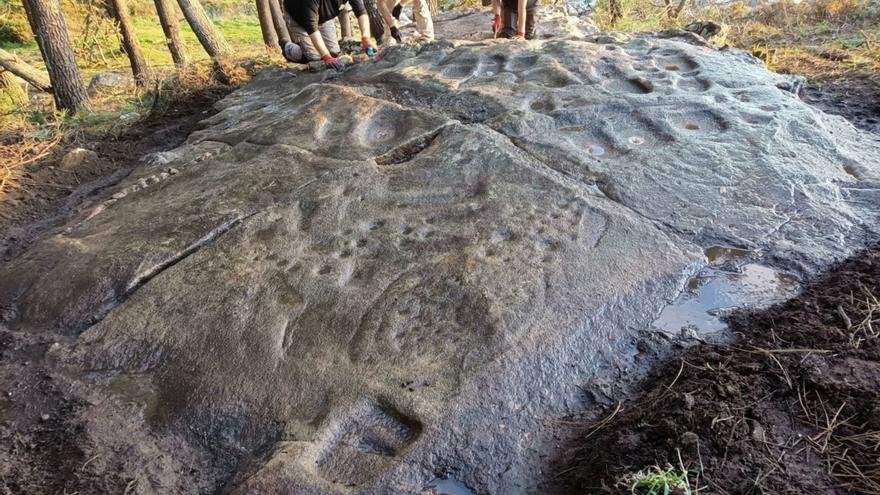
[492,14,501,35]
[361,36,377,57]
[321,53,343,71]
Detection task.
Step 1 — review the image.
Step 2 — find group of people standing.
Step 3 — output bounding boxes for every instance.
[280,0,539,69]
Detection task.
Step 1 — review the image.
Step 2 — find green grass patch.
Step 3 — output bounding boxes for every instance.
[619,465,694,495]
[4,14,266,73]
[129,16,264,70]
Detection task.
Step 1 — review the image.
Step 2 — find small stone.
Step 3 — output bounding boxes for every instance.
[137,178,149,189]
[112,192,127,200]
[120,112,141,123]
[339,55,354,65]
[60,148,98,170]
[87,72,134,95]
[167,168,179,175]
[40,414,50,422]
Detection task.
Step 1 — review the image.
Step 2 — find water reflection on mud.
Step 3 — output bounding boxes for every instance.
[653,246,800,337]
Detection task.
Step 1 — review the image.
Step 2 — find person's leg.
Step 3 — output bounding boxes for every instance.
[378,0,396,33]
[288,18,321,61]
[319,21,341,56]
[497,5,517,38]
[338,4,354,41]
[378,0,402,44]
[492,0,503,35]
[524,4,538,39]
[412,0,434,40]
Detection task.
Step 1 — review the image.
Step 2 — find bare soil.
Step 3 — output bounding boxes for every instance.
[561,245,880,494]
[801,73,880,135]
[0,88,231,263]
[0,88,236,495]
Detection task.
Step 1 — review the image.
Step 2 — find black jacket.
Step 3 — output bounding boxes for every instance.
[502,0,537,11]
[284,0,366,35]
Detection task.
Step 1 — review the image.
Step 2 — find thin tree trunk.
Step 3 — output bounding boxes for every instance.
[108,0,151,86]
[269,0,290,45]
[153,0,189,68]
[0,70,28,106]
[21,0,90,112]
[609,0,622,26]
[670,0,687,19]
[176,0,231,58]
[255,0,278,49]
[0,47,52,92]
[364,0,385,42]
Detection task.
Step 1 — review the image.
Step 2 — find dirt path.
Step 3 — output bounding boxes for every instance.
[561,244,880,494]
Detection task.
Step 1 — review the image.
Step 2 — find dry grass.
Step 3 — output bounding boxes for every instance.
[0,56,258,199]
[591,0,880,87]
[0,130,63,194]
[797,388,880,495]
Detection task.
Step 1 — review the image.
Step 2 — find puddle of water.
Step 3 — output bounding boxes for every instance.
[704,245,751,265]
[653,247,800,336]
[426,476,475,495]
[587,145,605,156]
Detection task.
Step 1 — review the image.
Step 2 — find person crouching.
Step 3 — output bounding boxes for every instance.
[282,0,377,70]
[379,0,434,44]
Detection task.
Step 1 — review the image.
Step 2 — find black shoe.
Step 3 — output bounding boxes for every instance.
[392,3,402,19]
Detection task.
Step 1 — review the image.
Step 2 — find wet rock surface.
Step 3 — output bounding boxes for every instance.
[2,10,880,494]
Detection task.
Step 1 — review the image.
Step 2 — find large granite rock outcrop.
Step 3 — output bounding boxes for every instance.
[1,11,879,494]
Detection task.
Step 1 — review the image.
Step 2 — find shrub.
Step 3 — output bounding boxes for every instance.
[0,1,34,45]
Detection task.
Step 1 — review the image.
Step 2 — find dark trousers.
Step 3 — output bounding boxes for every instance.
[497,4,538,39]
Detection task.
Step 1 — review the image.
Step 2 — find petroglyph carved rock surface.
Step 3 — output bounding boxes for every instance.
[1,10,879,494]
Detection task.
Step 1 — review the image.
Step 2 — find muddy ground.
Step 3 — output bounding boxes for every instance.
[561,245,880,494]
[801,74,880,135]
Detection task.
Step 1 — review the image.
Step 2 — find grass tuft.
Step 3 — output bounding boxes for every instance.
[618,464,694,495]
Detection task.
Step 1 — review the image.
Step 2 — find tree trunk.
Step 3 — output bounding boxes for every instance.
[21,0,90,112]
[269,0,290,45]
[176,0,231,58]
[153,0,189,68]
[0,70,28,106]
[0,47,52,92]
[108,0,151,86]
[255,0,278,49]
[670,0,687,19]
[364,0,385,42]
[608,0,622,26]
